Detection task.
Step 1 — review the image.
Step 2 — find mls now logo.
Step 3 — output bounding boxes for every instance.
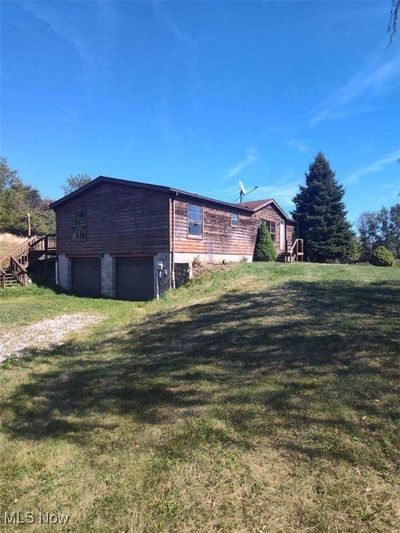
[4,513,34,525]
[3,511,69,525]
[39,512,70,525]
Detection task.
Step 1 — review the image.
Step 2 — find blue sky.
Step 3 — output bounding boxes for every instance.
[1,0,399,224]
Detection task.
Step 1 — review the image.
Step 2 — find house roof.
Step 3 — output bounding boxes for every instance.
[50,176,254,213]
[50,176,293,221]
[238,198,292,221]
[239,199,273,210]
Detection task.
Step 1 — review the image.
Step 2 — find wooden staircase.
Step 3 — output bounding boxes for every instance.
[279,238,304,263]
[1,267,21,288]
[0,234,56,288]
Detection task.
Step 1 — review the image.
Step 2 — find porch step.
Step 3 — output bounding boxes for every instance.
[1,269,19,287]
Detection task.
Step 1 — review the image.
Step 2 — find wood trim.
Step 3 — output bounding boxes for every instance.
[71,208,87,242]
[67,253,102,258]
[109,253,156,258]
[230,212,240,228]
[187,202,204,239]
[171,196,176,288]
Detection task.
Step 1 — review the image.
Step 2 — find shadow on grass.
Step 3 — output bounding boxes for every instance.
[2,279,399,468]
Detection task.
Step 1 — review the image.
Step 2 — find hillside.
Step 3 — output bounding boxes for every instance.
[0,262,399,531]
[0,232,26,257]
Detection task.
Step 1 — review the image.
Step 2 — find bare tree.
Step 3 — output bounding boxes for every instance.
[62,174,92,195]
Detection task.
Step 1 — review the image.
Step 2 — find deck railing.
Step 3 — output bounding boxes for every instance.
[287,239,304,262]
[30,234,57,253]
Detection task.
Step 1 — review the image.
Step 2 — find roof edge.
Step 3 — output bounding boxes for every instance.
[50,176,254,213]
[239,198,292,222]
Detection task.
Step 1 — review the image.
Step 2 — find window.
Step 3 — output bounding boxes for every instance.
[72,211,86,240]
[266,221,276,242]
[231,212,239,227]
[188,204,203,237]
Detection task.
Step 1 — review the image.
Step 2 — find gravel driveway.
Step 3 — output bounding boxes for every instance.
[0,313,104,363]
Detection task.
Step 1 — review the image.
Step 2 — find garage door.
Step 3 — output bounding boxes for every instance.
[71,257,101,297]
[116,257,154,301]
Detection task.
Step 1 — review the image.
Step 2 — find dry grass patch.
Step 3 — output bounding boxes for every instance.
[0,232,26,257]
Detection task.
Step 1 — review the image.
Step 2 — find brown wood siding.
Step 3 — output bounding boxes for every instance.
[174,200,295,256]
[253,205,295,250]
[55,183,170,256]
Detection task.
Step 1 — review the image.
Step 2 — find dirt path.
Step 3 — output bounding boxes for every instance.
[0,313,104,363]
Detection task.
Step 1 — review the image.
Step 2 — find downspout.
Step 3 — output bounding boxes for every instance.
[55,209,59,286]
[171,194,177,289]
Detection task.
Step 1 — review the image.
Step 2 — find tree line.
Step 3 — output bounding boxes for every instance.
[0,157,91,237]
[358,206,400,261]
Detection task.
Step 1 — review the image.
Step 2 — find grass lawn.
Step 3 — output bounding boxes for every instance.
[0,263,399,532]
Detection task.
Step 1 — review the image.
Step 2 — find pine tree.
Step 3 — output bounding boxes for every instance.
[253,221,276,261]
[292,152,353,262]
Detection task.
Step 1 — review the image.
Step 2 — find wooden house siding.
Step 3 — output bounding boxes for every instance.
[55,182,170,256]
[173,199,294,257]
[253,205,295,250]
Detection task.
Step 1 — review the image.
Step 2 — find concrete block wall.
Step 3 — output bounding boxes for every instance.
[57,255,71,291]
[101,254,115,298]
[174,252,253,265]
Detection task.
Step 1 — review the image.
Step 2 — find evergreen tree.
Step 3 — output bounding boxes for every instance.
[389,203,400,258]
[292,152,353,262]
[253,221,276,261]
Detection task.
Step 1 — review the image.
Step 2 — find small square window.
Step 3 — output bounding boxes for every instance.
[231,213,239,227]
[188,204,203,236]
[72,211,86,241]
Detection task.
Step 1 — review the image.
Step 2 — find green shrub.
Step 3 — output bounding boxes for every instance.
[253,222,277,262]
[369,245,395,267]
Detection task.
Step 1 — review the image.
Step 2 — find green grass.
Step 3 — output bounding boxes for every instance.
[1,263,399,532]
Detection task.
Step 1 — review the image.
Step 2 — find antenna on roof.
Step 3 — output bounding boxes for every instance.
[237,180,258,204]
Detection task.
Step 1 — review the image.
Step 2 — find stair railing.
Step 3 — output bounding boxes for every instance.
[10,257,29,286]
[287,239,304,262]
[0,267,6,289]
[0,235,42,271]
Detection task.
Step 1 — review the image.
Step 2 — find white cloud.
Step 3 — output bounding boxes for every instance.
[24,1,118,80]
[287,139,310,153]
[310,53,400,126]
[225,147,258,180]
[347,149,400,185]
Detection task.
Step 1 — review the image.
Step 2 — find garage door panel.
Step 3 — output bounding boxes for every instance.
[72,257,101,297]
[117,257,154,301]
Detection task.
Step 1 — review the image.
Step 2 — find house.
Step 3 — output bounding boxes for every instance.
[50,176,299,300]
